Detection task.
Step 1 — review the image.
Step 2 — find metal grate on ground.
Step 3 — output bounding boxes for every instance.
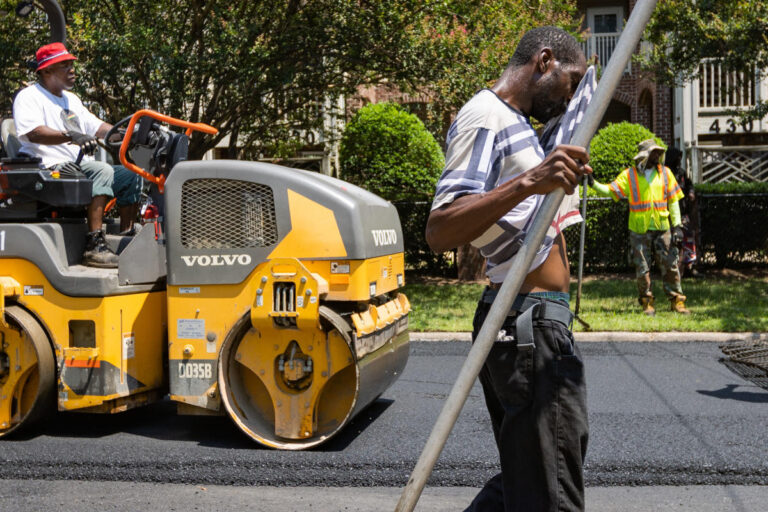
[720,341,768,391]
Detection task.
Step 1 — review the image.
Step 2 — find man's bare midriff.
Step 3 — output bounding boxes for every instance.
[519,232,570,293]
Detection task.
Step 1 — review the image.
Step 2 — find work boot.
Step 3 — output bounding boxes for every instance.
[639,295,655,316]
[83,230,119,268]
[670,295,691,315]
[118,223,141,237]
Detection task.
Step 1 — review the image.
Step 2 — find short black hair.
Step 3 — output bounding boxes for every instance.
[508,26,583,68]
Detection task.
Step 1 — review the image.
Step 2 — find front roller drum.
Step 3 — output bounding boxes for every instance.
[219,307,369,450]
[0,306,55,437]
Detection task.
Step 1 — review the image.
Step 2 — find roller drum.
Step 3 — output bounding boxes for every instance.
[219,305,409,450]
[0,305,55,437]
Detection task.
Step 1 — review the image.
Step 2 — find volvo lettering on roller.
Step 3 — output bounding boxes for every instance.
[371,229,397,247]
[180,254,253,267]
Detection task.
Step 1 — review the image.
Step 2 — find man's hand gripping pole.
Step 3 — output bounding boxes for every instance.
[395,1,659,510]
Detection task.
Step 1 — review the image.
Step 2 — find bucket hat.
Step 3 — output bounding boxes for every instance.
[633,138,666,162]
[35,42,77,72]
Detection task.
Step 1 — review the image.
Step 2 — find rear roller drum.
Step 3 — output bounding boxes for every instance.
[0,306,55,438]
[219,307,359,450]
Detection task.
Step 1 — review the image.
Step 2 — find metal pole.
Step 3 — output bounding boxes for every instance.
[574,176,591,331]
[38,0,67,44]
[395,1,658,510]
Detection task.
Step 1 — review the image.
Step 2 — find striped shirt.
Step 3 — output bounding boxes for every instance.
[431,67,596,283]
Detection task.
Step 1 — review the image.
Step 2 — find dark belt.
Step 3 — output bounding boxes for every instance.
[480,287,573,349]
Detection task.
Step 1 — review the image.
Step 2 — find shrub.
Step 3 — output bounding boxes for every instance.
[588,122,665,184]
[339,102,444,201]
[695,182,768,194]
[394,201,456,277]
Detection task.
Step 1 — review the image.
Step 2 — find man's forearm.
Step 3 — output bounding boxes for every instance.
[591,180,612,197]
[24,125,71,145]
[95,122,112,140]
[426,144,591,252]
[426,173,539,252]
[669,200,681,227]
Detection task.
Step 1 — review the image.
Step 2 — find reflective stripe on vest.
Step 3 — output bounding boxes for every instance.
[610,181,627,199]
[628,167,651,211]
[628,165,668,211]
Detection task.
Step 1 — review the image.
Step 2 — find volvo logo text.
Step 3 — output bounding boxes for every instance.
[181,254,252,267]
[371,229,397,247]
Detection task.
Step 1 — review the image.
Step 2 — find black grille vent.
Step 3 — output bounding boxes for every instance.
[180,179,278,249]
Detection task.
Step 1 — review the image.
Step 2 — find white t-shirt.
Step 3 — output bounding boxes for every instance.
[13,83,104,167]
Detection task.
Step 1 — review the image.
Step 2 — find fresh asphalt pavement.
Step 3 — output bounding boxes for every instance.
[2,335,768,511]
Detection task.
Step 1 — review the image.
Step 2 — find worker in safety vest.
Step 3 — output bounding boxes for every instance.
[590,139,690,315]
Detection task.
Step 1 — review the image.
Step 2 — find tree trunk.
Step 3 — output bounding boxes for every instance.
[457,244,486,282]
[226,125,241,159]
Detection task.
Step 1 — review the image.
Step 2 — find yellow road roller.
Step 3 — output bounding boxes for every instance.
[0,109,410,449]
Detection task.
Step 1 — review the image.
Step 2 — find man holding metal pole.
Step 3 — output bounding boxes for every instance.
[426,27,592,511]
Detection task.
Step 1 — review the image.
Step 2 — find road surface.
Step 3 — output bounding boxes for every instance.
[1,340,767,511]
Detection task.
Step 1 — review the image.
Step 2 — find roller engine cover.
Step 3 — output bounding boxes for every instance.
[164,160,404,286]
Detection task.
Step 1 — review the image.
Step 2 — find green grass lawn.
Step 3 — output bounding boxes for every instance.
[402,271,768,332]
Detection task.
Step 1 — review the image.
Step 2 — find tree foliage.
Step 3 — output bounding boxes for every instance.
[641,0,768,121]
[0,1,49,112]
[406,0,582,139]
[1,0,581,160]
[339,102,443,201]
[588,122,665,184]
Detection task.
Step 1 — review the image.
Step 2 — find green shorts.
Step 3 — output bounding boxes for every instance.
[77,161,141,206]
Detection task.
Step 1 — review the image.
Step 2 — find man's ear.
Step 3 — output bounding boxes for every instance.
[538,48,554,73]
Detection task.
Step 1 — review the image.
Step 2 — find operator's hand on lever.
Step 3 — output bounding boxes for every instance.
[66,130,98,155]
[527,144,592,196]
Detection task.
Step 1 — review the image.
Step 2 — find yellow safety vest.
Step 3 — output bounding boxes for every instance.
[608,164,684,234]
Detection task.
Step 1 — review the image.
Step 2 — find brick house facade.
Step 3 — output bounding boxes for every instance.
[579,0,673,145]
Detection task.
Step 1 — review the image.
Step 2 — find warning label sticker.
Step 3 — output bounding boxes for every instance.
[23,285,44,296]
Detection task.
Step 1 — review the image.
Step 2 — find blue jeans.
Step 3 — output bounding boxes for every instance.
[465,290,588,512]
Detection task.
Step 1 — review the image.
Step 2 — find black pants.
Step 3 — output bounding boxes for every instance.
[465,294,588,512]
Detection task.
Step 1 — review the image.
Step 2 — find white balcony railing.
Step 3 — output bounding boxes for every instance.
[580,32,630,74]
[698,59,757,111]
[690,145,768,183]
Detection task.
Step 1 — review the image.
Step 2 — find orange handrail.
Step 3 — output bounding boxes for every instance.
[118,109,218,193]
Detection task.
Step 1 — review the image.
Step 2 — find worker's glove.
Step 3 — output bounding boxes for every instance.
[671,226,684,245]
[66,130,98,155]
[57,161,85,178]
